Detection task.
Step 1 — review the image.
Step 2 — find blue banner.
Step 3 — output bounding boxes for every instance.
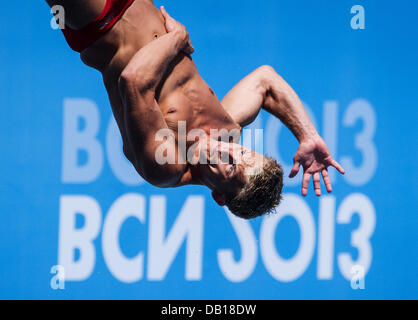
[0,0,417,299]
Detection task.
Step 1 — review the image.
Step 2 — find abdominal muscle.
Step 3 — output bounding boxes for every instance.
[80,0,238,148]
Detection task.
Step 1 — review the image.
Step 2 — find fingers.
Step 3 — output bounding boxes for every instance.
[185,35,194,54]
[313,172,321,196]
[302,172,311,197]
[182,44,194,55]
[289,161,301,178]
[160,5,192,54]
[160,6,175,29]
[330,159,345,175]
[187,43,195,54]
[160,6,169,19]
[180,33,194,55]
[160,6,171,32]
[321,169,333,193]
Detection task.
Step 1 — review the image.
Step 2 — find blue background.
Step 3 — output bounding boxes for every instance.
[0,0,417,299]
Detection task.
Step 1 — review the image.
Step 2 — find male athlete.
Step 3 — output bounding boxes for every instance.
[46,0,345,219]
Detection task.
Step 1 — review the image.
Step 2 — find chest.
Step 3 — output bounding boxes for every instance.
[161,85,240,143]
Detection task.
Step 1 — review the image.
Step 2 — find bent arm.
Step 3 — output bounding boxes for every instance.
[120,6,193,92]
[118,10,191,187]
[222,65,317,142]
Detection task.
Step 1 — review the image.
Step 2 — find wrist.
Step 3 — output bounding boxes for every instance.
[299,129,320,144]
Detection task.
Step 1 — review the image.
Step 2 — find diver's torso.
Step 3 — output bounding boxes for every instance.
[81,0,240,145]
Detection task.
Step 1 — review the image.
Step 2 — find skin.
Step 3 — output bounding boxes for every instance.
[46,0,345,206]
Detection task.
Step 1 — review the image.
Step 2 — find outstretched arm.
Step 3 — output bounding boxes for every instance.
[222,66,345,196]
[118,7,193,187]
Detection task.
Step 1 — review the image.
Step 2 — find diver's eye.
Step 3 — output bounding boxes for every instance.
[227,164,236,176]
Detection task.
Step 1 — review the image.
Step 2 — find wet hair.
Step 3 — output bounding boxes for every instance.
[225,157,284,219]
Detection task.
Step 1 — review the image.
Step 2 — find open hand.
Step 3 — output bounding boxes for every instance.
[289,136,345,196]
[160,6,194,55]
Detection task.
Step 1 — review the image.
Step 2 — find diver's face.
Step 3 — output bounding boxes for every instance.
[199,139,265,193]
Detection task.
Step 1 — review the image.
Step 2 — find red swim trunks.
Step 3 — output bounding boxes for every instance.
[61,0,135,53]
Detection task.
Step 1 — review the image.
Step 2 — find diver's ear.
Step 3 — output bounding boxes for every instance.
[211,190,226,206]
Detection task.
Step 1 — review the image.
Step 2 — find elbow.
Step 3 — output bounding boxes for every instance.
[257,65,276,75]
[256,65,279,88]
[119,67,155,97]
[118,69,137,95]
[258,64,282,82]
[144,165,184,189]
[256,65,281,81]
